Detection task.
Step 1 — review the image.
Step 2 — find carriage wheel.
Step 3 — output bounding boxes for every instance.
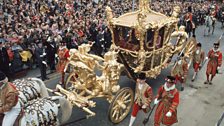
[108,87,134,124]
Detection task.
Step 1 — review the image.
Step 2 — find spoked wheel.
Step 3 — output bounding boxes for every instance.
[108,87,134,124]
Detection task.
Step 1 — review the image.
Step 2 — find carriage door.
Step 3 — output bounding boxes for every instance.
[152,27,165,68]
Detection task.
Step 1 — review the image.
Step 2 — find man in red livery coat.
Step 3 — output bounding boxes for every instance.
[192,42,205,81]
[154,76,179,126]
[0,71,20,126]
[128,73,153,126]
[204,42,222,85]
[171,54,188,91]
[56,42,70,87]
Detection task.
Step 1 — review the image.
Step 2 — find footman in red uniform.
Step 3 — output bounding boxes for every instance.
[56,41,70,87]
[204,42,222,85]
[171,54,188,91]
[128,73,153,126]
[192,42,205,81]
[154,76,179,126]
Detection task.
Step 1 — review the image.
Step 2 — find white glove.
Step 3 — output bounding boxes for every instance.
[205,57,208,60]
[63,67,67,73]
[9,63,11,66]
[55,54,58,58]
[42,61,47,65]
[188,63,191,68]
[217,67,220,70]
[142,104,147,109]
[43,52,46,56]
[154,98,160,105]
[166,111,172,117]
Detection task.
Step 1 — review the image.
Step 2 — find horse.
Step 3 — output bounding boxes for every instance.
[1,77,73,126]
[0,96,73,126]
[204,15,213,36]
[13,78,49,106]
[185,19,193,37]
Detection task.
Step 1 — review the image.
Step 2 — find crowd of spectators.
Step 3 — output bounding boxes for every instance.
[0,0,223,78]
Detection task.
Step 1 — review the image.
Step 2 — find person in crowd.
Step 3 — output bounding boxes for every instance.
[45,35,57,73]
[0,41,10,78]
[35,42,49,81]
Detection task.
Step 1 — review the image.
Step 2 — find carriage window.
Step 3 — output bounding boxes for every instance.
[156,27,165,49]
[113,26,140,51]
[145,29,154,51]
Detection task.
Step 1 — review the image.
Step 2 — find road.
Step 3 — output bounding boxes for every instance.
[42,22,224,126]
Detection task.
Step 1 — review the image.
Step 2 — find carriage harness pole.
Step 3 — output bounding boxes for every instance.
[61,115,92,126]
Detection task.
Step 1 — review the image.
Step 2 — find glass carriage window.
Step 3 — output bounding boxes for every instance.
[155,27,165,49]
[113,26,140,51]
[145,29,154,51]
[153,27,165,68]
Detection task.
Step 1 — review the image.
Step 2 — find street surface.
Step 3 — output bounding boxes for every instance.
[27,22,224,126]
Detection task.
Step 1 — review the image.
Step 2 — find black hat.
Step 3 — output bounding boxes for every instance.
[214,42,220,46]
[138,73,146,80]
[197,43,202,47]
[166,76,176,83]
[188,6,192,13]
[0,71,6,82]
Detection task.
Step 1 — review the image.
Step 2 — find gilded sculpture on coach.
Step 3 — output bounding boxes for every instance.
[55,43,134,124]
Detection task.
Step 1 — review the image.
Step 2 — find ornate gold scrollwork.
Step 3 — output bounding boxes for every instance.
[172,6,181,18]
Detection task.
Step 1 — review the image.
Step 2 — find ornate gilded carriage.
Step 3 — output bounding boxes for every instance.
[50,0,197,124]
[106,0,196,80]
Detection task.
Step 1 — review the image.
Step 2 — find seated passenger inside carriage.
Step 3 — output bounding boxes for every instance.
[145,33,162,51]
[116,28,140,51]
